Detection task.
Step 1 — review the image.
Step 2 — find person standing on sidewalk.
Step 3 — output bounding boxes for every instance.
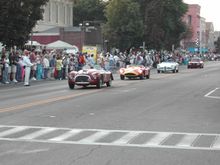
[9,51,19,83]
[55,55,62,80]
[1,54,10,84]
[23,50,33,86]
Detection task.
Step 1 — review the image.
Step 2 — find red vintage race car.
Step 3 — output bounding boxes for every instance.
[119,65,150,80]
[187,57,204,69]
[68,65,113,89]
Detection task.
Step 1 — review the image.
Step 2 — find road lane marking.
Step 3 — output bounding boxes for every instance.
[0,90,102,113]
[144,133,171,146]
[176,134,199,147]
[18,128,57,140]
[1,125,220,150]
[0,127,28,137]
[112,132,140,144]
[49,129,82,141]
[211,136,220,148]
[204,88,220,99]
[78,131,110,143]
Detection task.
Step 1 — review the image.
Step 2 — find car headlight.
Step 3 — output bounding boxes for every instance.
[92,73,98,79]
[119,69,125,74]
[68,74,75,80]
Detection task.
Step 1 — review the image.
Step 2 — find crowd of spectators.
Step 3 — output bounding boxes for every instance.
[0,47,219,86]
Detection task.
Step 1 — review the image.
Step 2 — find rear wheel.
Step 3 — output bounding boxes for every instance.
[106,79,112,87]
[140,74,144,80]
[146,73,150,79]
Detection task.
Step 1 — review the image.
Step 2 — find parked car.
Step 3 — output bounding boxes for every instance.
[68,65,113,89]
[157,58,179,73]
[187,57,204,69]
[119,65,150,80]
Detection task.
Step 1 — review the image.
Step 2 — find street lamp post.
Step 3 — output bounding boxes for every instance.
[79,22,89,51]
[104,40,109,53]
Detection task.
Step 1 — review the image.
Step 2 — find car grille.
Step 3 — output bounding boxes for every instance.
[75,76,89,82]
[125,73,136,76]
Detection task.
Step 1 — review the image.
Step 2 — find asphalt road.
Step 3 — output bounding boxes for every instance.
[0,61,220,165]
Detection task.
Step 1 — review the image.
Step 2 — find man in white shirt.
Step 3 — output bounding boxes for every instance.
[23,50,33,86]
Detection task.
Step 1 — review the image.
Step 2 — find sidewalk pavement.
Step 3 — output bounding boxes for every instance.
[0,78,57,89]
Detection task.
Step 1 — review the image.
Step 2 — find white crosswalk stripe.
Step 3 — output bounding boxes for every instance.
[0,125,220,151]
[78,131,110,143]
[144,133,171,146]
[211,136,220,148]
[0,126,28,137]
[18,128,57,140]
[49,129,82,141]
[176,134,199,147]
[112,132,140,144]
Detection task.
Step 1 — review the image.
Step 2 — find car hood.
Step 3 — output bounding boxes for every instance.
[123,67,142,74]
[158,62,177,67]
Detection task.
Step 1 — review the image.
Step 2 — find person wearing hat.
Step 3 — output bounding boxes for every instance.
[23,50,33,86]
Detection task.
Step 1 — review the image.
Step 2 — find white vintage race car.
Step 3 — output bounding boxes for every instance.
[157,59,179,73]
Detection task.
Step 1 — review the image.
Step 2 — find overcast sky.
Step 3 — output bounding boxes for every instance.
[183,0,220,31]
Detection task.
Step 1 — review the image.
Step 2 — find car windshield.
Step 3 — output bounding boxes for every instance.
[191,58,201,62]
[126,64,143,68]
[82,64,104,70]
[165,58,175,62]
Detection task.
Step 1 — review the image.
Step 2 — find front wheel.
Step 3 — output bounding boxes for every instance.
[96,77,102,89]
[68,83,75,89]
[120,75,125,80]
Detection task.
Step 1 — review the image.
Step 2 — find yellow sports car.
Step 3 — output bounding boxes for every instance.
[119,65,150,80]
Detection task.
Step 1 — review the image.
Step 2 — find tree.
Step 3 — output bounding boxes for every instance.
[103,0,144,51]
[137,0,188,50]
[0,0,48,49]
[72,0,107,26]
[214,37,220,53]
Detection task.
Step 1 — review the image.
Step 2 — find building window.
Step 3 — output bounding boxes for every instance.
[64,5,66,24]
[48,2,51,22]
[187,15,192,25]
[55,3,59,23]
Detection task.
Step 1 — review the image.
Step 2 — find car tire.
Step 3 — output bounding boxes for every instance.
[146,72,150,79]
[157,70,160,73]
[176,69,179,73]
[96,77,102,89]
[106,79,112,87]
[140,74,144,80]
[69,83,75,89]
[120,75,125,80]
[172,69,176,73]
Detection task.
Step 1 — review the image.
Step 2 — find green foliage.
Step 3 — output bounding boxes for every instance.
[0,0,48,49]
[138,0,188,50]
[72,0,106,26]
[214,37,220,53]
[103,0,144,51]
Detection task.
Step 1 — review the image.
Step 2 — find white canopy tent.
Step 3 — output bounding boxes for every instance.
[46,40,78,50]
[0,42,4,51]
